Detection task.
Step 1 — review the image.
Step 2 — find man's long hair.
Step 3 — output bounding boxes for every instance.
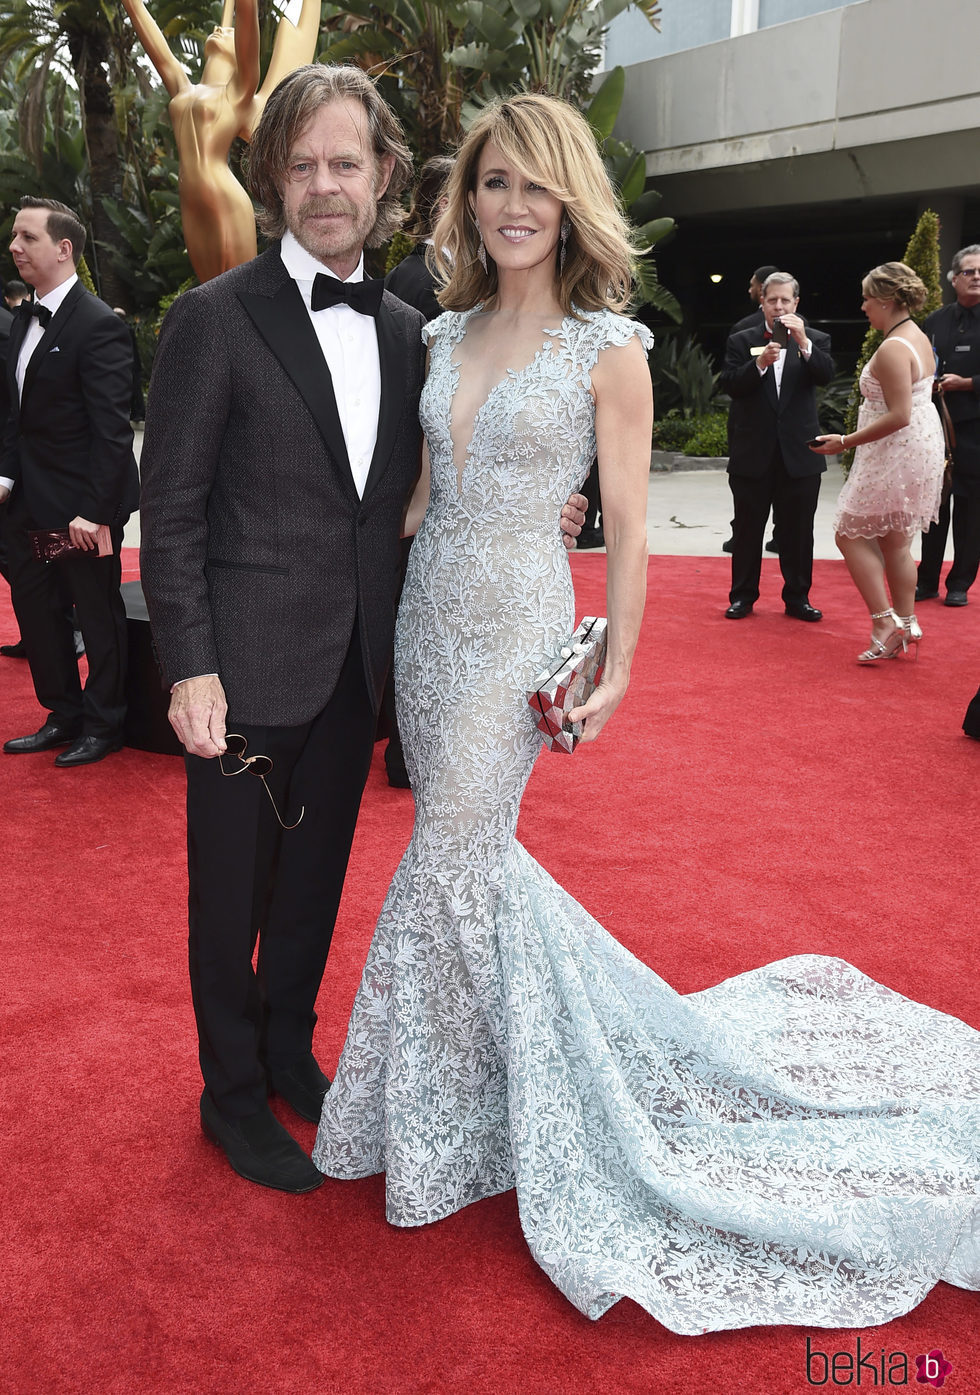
[245,64,413,247]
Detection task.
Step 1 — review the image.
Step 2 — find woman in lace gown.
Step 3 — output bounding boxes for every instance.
[812,263,945,662]
[314,100,980,1332]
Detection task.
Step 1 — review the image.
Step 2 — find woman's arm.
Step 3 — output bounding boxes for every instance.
[810,338,913,454]
[568,334,653,743]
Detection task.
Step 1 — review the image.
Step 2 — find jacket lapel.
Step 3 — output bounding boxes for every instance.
[20,281,85,405]
[775,343,801,415]
[750,328,778,412]
[237,258,357,499]
[362,295,409,502]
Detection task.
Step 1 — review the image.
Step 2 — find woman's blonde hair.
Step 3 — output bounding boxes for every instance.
[861,261,927,314]
[431,93,636,316]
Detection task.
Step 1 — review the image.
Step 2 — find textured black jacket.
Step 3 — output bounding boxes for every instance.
[139,246,426,726]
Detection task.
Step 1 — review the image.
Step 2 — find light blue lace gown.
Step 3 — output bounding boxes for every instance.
[313,308,980,1333]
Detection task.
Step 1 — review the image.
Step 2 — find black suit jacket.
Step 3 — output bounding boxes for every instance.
[721,323,835,479]
[923,302,980,478]
[1,283,138,528]
[384,246,443,323]
[139,246,426,727]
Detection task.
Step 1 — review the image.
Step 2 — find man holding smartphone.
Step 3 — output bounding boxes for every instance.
[720,272,835,621]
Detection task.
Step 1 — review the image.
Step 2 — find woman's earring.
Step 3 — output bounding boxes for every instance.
[475,221,488,272]
[559,214,571,273]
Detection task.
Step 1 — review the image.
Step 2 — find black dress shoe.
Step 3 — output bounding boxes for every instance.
[576,526,605,550]
[0,640,26,659]
[268,1054,331,1124]
[721,537,734,554]
[785,602,823,622]
[944,591,969,607]
[4,719,81,754]
[724,600,753,619]
[764,537,780,554]
[914,584,940,602]
[53,734,123,767]
[199,1091,324,1193]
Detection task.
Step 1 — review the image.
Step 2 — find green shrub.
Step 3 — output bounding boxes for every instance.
[682,412,729,457]
[652,412,699,451]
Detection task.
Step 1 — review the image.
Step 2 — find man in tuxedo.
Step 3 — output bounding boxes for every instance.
[917,242,980,607]
[0,198,138,764]
[140,64,584,1194]
[722,264,780,556]
[720,272,834,621]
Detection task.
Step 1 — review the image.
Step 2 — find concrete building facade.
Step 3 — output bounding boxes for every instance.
[605,0,980,360]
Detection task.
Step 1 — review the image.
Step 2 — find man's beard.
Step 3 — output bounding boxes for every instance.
[287,195,377,264]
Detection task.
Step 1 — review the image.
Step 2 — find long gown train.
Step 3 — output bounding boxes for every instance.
[314,308,980,1333]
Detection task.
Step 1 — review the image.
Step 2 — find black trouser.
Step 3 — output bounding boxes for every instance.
[185,627,377,1120]
[4,494,126,736]
[728,450,820,607]
[918,484,980,595]
[581,458,601,530]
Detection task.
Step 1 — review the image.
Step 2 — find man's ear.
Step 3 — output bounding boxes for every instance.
[58,239,74,265]
[375,153,395,199]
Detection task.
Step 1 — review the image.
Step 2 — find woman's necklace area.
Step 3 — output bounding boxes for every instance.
[882,316,913,339]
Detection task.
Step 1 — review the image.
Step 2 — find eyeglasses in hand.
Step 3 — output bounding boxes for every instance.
[218,733,305,830]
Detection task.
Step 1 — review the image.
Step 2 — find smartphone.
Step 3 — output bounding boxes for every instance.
[771,318,790,349]
[807,438,824,448]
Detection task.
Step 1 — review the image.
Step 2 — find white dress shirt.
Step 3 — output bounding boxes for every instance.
[758,332,812,396]
[0,273,78,493]
[279,230,381,498]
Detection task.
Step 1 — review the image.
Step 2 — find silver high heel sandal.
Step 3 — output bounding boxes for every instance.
[896,613,922,660]
[857,609,905,663]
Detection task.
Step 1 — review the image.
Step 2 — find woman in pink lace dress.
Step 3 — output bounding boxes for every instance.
[812,263,944,662]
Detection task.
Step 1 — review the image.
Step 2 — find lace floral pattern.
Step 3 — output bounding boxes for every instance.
[313,309,980,1332]
[833,360,945,539]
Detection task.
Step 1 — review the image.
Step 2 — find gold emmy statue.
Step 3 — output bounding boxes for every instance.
[122,0,321,282]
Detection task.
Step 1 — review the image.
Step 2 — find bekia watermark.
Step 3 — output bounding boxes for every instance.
[804,1338,955,1387]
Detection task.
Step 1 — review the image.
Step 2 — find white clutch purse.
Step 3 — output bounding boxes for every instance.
[526,616,608,754]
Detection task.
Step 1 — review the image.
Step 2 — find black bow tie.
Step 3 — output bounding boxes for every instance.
[310,273,383,318]
[18,300,52,328]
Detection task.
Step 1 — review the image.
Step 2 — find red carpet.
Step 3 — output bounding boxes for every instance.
[2,552,978,1394]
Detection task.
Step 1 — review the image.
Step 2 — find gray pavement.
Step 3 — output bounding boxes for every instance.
[123,434,948,564]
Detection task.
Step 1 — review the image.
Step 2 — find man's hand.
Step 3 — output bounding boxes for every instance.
[938,373,974,394]
[68,516,101,551]
[169,675,228,757]
[560,492,588,550]
[0,485,9,505]
[758,340,782,370]
[780,312,808,349]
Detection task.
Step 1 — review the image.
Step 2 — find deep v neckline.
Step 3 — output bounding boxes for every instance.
[446,310,566,497]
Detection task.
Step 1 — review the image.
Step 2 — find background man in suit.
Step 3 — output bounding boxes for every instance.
[140,64,585,1195]
[720,272,835,621]
[723,263,781,556]
[0,198,138,765]
[917,242,980,607]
